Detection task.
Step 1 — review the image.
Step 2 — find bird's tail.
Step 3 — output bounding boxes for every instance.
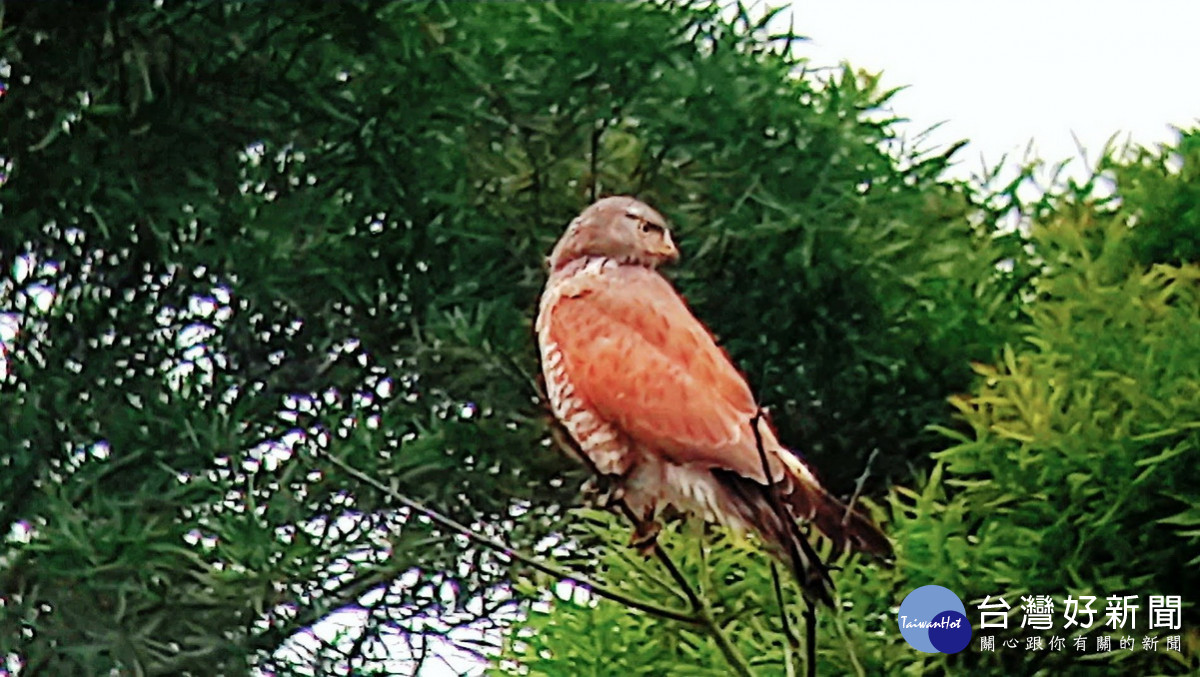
[710,452,891,605]
[712,469,835,606]
[777,451,893,558]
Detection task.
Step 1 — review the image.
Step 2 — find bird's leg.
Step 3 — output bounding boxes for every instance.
[580,475,603,505]
[604,484,626,509]
[589,465,659,554]
[581,475,626,509]
[629,506,661,556]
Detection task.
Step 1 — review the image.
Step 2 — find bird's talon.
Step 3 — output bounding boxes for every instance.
[607,485,626,507]
[629,519,661,556]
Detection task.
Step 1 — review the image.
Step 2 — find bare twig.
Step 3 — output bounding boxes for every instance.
[321,451,701,625]
[802,599,817,677]
[548,421,754,677]
[830,608,867,677]
[411,634,430,677]
[843,448,879,527]
[343,587,388,666]
[750,411,808,677]
[598,470,755,677]
[609,529,692,601]
[770,562,797,677]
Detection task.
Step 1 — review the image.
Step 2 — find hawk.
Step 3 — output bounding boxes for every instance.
[536,196,890,600]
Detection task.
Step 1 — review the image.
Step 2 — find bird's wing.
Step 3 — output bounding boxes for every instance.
[546,265,778,483]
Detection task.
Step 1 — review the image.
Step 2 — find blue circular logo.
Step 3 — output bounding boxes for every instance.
[898,585,972,654]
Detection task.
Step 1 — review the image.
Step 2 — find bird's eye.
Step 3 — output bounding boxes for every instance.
[625,211,665,235]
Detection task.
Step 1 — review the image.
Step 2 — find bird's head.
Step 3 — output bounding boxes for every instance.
[548,196,678,271]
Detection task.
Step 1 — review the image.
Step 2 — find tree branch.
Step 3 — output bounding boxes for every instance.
[320,451,702,626]
[843,447,879,527]
[609,497,755,677]
[770,561,798,677]
[751,410,816,677]
[548,421,754,677]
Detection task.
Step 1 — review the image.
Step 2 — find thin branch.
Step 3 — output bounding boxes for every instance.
[411,634,430,677]
[750,410,814,677]
[843,448,879,526]
[802,599,817,677]
[770,561,798,677]
[694,572,756,677]
[344,588,388,667]
[615,500,702,606]
[609,536,689,600]
[623,504,754,677]
[547,422,707,616]
[549,421,754,677]
[830,607,867,677]
[588,477,754,677]
[751,413,806,672]
[748,410,805,572]
[321,451,701,625]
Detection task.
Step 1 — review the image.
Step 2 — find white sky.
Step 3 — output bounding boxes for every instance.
[788,0,1200,179]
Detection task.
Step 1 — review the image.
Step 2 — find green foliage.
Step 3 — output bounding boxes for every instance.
[1,2,1000,672]
[836,210,1200,675]
[6,0,1192,675]
[1,1,576,673]
[1106,128,1200,266]
[498,152,1200,675]
[493,509,836,677]
[435,0,1025,489]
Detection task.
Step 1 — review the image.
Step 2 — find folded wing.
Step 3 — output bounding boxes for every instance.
[547,265,779,483]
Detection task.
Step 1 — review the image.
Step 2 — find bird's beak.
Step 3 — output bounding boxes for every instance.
[656,231,680,262]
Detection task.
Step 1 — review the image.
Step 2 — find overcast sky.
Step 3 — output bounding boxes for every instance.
[788,0,1200,180]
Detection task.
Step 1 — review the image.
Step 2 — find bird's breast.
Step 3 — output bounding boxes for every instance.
[537,258,632,475]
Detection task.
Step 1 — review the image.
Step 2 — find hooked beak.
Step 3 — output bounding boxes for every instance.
[655,231,680,263]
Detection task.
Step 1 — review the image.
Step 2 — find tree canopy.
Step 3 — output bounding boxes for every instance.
[1,1,1196,675]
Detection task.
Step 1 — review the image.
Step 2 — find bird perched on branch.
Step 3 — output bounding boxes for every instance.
[536,196,891,603]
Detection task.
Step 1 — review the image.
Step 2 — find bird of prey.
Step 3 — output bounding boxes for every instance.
[536,195,890,600]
